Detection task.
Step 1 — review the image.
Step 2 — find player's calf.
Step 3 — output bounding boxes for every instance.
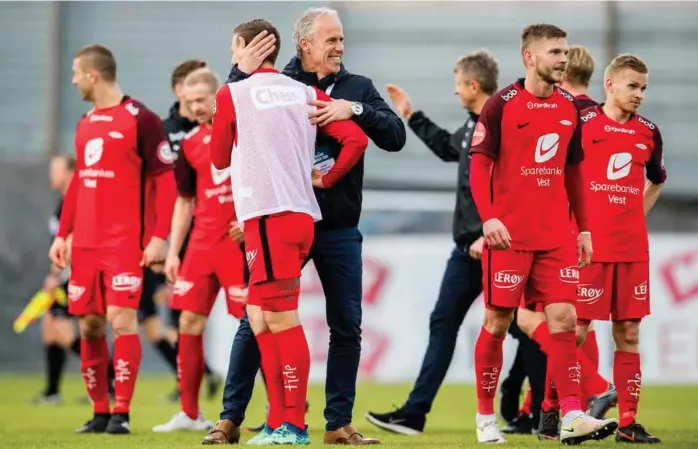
[106,306,141,433]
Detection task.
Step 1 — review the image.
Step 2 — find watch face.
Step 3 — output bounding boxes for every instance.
[352,103,363,115]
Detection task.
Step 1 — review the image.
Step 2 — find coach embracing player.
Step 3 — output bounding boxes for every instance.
[203,7,406,446]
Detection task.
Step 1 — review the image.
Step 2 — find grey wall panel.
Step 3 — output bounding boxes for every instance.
[0,2,52,158]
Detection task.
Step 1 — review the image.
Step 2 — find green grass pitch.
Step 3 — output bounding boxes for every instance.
[1,376,697,448]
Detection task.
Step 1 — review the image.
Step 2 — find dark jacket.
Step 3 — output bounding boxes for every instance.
[162,102,198,154]
[226,58,406,230]
[407,110,482,247]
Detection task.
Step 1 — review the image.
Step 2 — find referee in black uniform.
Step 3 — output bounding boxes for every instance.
[365,51,499,435]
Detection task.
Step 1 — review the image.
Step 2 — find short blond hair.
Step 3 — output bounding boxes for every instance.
[521,24,567,53]
[454,50,499,95]
[183,68,220,92]
[605,54,648,79]
[565,46,595,87]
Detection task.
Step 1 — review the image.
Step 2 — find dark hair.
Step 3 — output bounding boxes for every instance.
[233,19,281,65]
[52,154,76,171]
[171,59,208,90]
[75,44,117,82]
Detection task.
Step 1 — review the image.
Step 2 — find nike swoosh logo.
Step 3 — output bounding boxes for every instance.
[592,138,606,144]
[388,418,406,424]
[517,122,530,129]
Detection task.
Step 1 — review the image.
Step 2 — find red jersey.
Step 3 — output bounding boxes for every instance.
[470,80,583,251]
[174,124,235,249]
[59,97,175,250]
[579,105,666,262]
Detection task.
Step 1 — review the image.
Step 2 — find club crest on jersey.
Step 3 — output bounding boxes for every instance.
[210,163,230,185]
[607,152,633,181]
[534,133,560,163]
[157,141,174,164]
[84,138,104,167]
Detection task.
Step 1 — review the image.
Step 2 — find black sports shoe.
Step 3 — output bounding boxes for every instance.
[245,400,310,433]
[499,378,522,424]
[74,413,111,434]
[105,413,130,434]
[588,384,618,419]
[537,409,560,441]
[502,412,534,434]
[365,408,426,436]
[616,423,661,444]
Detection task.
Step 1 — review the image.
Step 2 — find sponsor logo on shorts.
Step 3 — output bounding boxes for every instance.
[246,249,258,267]
[111,272,142,292]
[68,283,86,301]
[227,285,248,303]
[633,280,649,300]
[577,284,604,304]
[492,270,525,291]
[559,265,580,284]
[173,279,194,296]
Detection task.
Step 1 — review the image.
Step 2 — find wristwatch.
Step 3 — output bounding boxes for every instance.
[351,102,364,116]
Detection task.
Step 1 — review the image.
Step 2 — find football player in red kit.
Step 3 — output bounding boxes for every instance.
[575,54,665,444]
[468,24,618,444]
[152,68,249,433]
[49,44,176,434]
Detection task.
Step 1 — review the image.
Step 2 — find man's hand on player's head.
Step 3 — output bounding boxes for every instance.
[469,236,485,260]
[483,218,512,250]
[49,237,68,269]
[229,221,244,243]
[164,254,180,284]
[308,99,353,127]
[385,84,414,120]
[237,31,277,75]
[141,236,168,269]
[311,169,326,189]
[577,232,593,269]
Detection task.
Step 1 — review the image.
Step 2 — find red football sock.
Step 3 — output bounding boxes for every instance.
[532,323,607,406]
[614,351,641,427]
[256,331,284,429]
[275,325,310,430]
[178,334,205,420]
[112,334,142,414]
[581,329,599,369]
[520,387,533,415]
[81,336,110,414]
[474,327,504,415]
[548,331,582,416]
[542,368,559,412]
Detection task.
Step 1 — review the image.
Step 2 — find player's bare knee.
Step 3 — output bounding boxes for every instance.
[483,307,514,338]
[612,320,640,349]
[265,310,300,334]
[107,307,138,337]
[79,314,106,340]
[545,303,576,333]
[179,311,207,335]
[516,308,545,336]
[55,320,76,348]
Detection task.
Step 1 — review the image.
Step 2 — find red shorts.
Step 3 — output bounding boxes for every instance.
[576,261,650,322]
[244,212,314,312]
[483,246,578,310]
[171,238,248,318]
[68,248,143,316]
[519,297,545,313]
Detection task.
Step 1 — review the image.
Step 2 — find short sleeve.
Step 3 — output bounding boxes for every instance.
[135,102,174,175]
[469,95,504,160]
[174,141,197,197]
[566,106,584,166]
[646,125,667,185]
